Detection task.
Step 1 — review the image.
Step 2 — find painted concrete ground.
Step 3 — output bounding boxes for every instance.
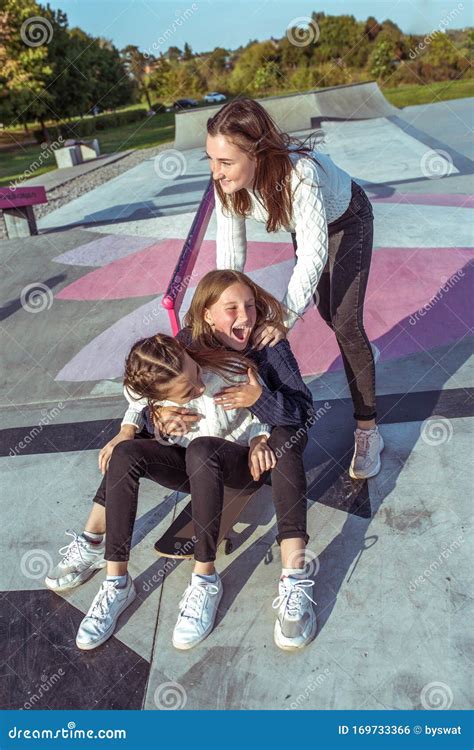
[0,96,472,711]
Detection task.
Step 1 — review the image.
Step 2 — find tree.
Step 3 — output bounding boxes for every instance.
[166,46,181,62]
[122,44,152,108]
[147,56,172,101]
[228,40,279,93]
[0,0,52,130]
[365,16,382,41]
[368,39,397,79]
[207,46,228,72]
[253,61,281,92]
[183,42,193,60]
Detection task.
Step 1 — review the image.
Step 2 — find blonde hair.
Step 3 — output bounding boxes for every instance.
[183,269,288,347]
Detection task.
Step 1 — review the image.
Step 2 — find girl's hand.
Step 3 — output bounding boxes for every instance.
[214,368,262,410]
[155,406,203,437]
[248,435,277,481]
[252,323,286,350]
[99,426,136,475]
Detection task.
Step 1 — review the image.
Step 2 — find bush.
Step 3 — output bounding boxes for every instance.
[33,108,148,143]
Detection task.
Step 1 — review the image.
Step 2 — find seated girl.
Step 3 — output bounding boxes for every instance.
[46,335,275,651]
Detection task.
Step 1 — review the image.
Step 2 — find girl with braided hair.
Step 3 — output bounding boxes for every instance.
[45,334,276,651]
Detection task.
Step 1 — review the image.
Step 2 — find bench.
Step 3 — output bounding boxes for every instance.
[54,139,100,168]
[0,186,47,239]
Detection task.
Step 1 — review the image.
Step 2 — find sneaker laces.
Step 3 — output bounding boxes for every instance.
[272,579,316,617]
[89,580,121,622]
[179,582,219,620]
[58,529,90,567]
[354,429,377,459]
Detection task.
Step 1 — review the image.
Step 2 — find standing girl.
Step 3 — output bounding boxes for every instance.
[206,98,384,480]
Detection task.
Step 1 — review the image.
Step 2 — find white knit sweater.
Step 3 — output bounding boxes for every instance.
[215,151,352,328]
[121,368,271,447]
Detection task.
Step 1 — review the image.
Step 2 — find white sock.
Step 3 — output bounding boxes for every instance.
[107,574,128,588]
[192,572,217,584]
[83,531,104,544]
[281,567,306,579]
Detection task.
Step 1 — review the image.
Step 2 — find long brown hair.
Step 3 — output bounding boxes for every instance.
[207,97,324,232]
[183,269,288,347]
[123,333,256,422]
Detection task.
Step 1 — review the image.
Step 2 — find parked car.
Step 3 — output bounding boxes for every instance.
[204,92,227,103]
[172,99,198,110]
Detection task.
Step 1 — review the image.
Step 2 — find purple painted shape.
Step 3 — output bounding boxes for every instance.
[52,234,156,268]
[55,296,171,381]
[55,247,473,383]
[0,186,47,208]
[370,192,474,208]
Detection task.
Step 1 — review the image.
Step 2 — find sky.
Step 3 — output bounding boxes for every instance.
[42,0,472,54]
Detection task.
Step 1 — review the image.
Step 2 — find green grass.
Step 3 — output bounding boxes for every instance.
[383,77,474,107]
[0,111,175,186]
[1,78,472,186]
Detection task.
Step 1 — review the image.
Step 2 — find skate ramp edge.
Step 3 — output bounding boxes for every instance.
[174,81,398,150]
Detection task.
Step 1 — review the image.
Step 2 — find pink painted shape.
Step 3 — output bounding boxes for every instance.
[55,260,295,381]
[54,239,473,381]
[289,247,473,375]
[0,186,47,208]
[56,297,172,381]
[369,192,474,208]
[55,240,294,301]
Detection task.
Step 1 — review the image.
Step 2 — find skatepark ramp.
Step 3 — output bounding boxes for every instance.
[174,81,398,150]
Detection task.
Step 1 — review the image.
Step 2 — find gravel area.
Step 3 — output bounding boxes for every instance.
[0,142,172,240]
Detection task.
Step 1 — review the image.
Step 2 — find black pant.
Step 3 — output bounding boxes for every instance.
[93,426,309,563]
[292,180,376,421]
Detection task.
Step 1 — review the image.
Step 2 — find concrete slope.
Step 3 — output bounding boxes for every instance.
[175,81,398,150]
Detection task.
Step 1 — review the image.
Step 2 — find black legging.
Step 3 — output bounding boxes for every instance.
[93,426,309,563]
[292,179,376,421]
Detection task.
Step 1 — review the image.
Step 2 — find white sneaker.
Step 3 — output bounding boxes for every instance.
[45,529,106,591]
[172,574,223,650]
[349,426,384,479]
[76,575,136,651]
[273,577,317,651]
